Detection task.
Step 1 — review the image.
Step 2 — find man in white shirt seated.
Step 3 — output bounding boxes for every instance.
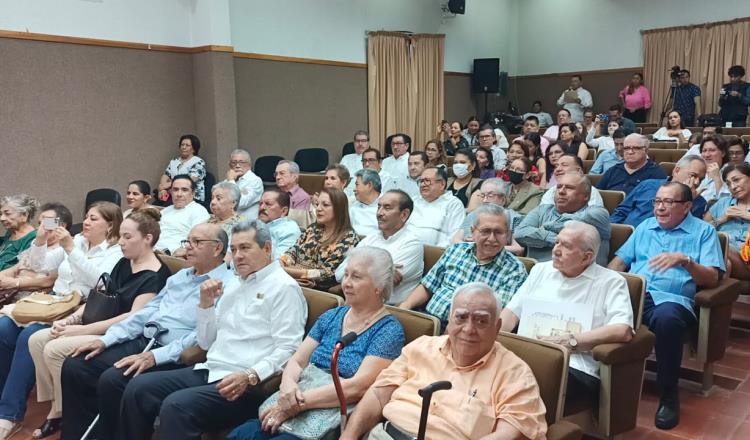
[501,220,633,410]
[350,169,381,236]
[341,130,370,195]
[478,124,507,169]
[381,133,410,180]
[258,188,301,260]
[360,148,399,194]
[155,174,210,254]
[402,151,427,200]
[540,153,605,207]
[523,100,554,128]
[543,109,572,142]
[407,167,465,247]
[556,74,594,123]
[224,149,263,219]
[117,220,307,440]
[336,190,424,305]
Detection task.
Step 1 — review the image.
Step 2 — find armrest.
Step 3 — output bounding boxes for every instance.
[694,278,739,307]
[256,373,282,398]
[328,284,343,296]
[547,420,583,440]
[592,326,655,365]
[179,345,208,365]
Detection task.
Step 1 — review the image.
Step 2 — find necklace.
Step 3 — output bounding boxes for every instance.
[343,306,386,335]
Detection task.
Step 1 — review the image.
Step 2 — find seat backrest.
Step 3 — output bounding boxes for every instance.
[587,148,596,160]
[158,255,191,275]
[341,141,355,158]
[587,173,602,187]
[582,159,595,173]
[518,256,537,273]
[298,173,325,195]
[650,142,679,150]
[649,148,687,163]
[254,155,284,183]
[423,245,444,274]
[294,148,329,173]
[498,332,569,425]
[85,188,121,209]
[659,162,676,176]
[201,171,217,209]
[599,190,625,215]
[609,223,634,262]
[641,126,659,135]
[620,272,645,328]
[386,306,440,344]
[718,232,729,260]
[302,287,344,333]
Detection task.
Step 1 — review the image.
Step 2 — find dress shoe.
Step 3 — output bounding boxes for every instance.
[655,390,680,430]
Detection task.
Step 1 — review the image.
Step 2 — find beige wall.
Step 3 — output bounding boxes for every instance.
[0,38,196,222]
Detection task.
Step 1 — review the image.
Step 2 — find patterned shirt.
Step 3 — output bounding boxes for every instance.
[165,156,207,202]
[673,82,701,122]
[282,223,359,289]
[422,242,527,326]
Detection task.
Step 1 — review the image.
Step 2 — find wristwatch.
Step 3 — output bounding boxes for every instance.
[683,255,693,267]
[568,336,578,351]
[245,369,259,386]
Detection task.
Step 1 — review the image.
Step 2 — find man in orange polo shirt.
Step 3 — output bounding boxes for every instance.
[340,282,547,440]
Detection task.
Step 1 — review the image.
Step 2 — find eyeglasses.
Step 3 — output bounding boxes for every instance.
[729,150,746,157]
[392,141,406,146]
[475,228,506,239]
[417,178,442,186]
[479,192,503,200]
[229,160,249,166]
[362,158,379,164]
[622,146,646,152]
[451,309,494,329]
[478,134,493,139]
[652,198,688,208]
[180,239,220,248]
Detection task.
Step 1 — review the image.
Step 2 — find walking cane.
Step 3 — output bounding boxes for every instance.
[331,331,358,433]
[80,321,168,440]
[416,381,452,440]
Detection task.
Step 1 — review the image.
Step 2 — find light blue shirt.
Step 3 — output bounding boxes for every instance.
[616,215,725,314]
[698,164,731,203]
[709,196,750,252]
[266,217,301,260]
[590,149,623,175]
[99,263,234,365]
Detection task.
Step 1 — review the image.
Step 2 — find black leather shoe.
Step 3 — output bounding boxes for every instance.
[655,391,680,430]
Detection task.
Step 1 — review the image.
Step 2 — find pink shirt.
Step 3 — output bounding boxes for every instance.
[288,185,311,210]
[619,85,652,112]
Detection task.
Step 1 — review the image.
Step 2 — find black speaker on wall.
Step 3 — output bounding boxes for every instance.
[448,0,465,15]
[472,58,499,94]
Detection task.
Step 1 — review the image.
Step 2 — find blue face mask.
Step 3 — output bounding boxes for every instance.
[452,163,470,178]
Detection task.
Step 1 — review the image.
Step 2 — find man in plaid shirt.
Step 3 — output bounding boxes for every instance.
[399,204,527,328]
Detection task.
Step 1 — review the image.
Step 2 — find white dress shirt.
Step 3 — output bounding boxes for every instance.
[382,152,410,180]
[490,146,508,170]
[494,129,510,150]
[507,261,633,379]
[232,171,264,219]
[195,261,307,382]
[556,87,594,123]
[407,193,466,247]
[349,197,379,237]
[335,227,424,305]
[401,177,421,200]
[155,201,211,252]
[378,170,400,194]
[341,153,363,197]
[540,186,604,207]
[28,235,123,296]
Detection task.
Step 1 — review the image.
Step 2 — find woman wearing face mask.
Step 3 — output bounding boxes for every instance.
[446,148,483,207]
[506,157,545,215]
[523,134,546,186]
[475,147,496,179]
[586,117,621,152]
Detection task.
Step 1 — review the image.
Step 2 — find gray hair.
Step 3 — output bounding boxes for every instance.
[212,181,241,207]
[231,219,272,249]
[0,194,39,223]
[559,172,592,196]
[562,220,600,258]
[624,133,649,149]
[347,246,394,302]
[230,149,251,161]
[451,282,502,315]
[278,160,300,175]
[676,154,706,169]
[480,178,510,198]
[355,168,382,193]
[472,203,509,231]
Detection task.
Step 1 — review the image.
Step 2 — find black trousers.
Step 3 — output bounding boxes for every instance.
[60,337,179,440]
[566,368,601,412]
[623,108,647,123]
[120,367,261,440]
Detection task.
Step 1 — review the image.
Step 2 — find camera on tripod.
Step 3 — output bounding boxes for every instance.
[670,66,682,80]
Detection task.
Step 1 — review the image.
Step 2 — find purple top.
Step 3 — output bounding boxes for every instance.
[289,185,311,210]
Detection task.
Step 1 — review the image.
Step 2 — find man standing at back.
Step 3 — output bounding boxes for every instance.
[224,149,263,220]
[382,133,410,180]
[275,160,310,210]
[673,69,702,126]
[556,75,593,123]
[155,175,210,254]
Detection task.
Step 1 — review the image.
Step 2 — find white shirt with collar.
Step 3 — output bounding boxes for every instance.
[407,193,466,247]
[378,169,400,194]
[506,261,633,379]
[155,201,211,253]
[195,261,307,382]
[490,146,508,170]
[382,152,410,181]
[556,87,594,122]
[27,234,123,296]
[401,177,421,200]
[232,170,264,219]
[335,227,424,305]
[342,153,363,197]
[540,186,604,207]
[349,197,380,237]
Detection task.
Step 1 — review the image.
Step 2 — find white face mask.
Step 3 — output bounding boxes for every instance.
[452,163,470,178]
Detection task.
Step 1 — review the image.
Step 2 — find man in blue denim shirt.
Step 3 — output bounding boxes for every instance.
[60,224,234,440]
[609,182,724,431]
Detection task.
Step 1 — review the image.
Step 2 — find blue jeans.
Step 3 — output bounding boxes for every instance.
[0,316,48,421]
[228,419,300,440]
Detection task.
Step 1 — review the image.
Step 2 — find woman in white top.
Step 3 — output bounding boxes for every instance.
[0,202,122,439]
[586,118,621,152]
[122,180,155,218]
[653,110,692,143]
[157,134,207,203]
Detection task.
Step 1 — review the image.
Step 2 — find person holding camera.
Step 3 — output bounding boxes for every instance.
[719,65,750,128]
[673,69,702,127]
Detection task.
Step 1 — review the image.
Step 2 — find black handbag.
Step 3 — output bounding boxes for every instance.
[82,272,120,325]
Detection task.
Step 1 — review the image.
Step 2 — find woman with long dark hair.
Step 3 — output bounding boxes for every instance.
[618,73,652,123]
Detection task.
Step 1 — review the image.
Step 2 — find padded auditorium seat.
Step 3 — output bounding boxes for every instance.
[254,155,284,184]
[294,148,329,172]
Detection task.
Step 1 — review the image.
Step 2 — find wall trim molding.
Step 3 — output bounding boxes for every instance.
[512,66,642,80]
[232,51,366,68]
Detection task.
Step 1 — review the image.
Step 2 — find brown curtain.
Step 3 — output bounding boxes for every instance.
[367,32,444,152]
[643,18,750,124]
